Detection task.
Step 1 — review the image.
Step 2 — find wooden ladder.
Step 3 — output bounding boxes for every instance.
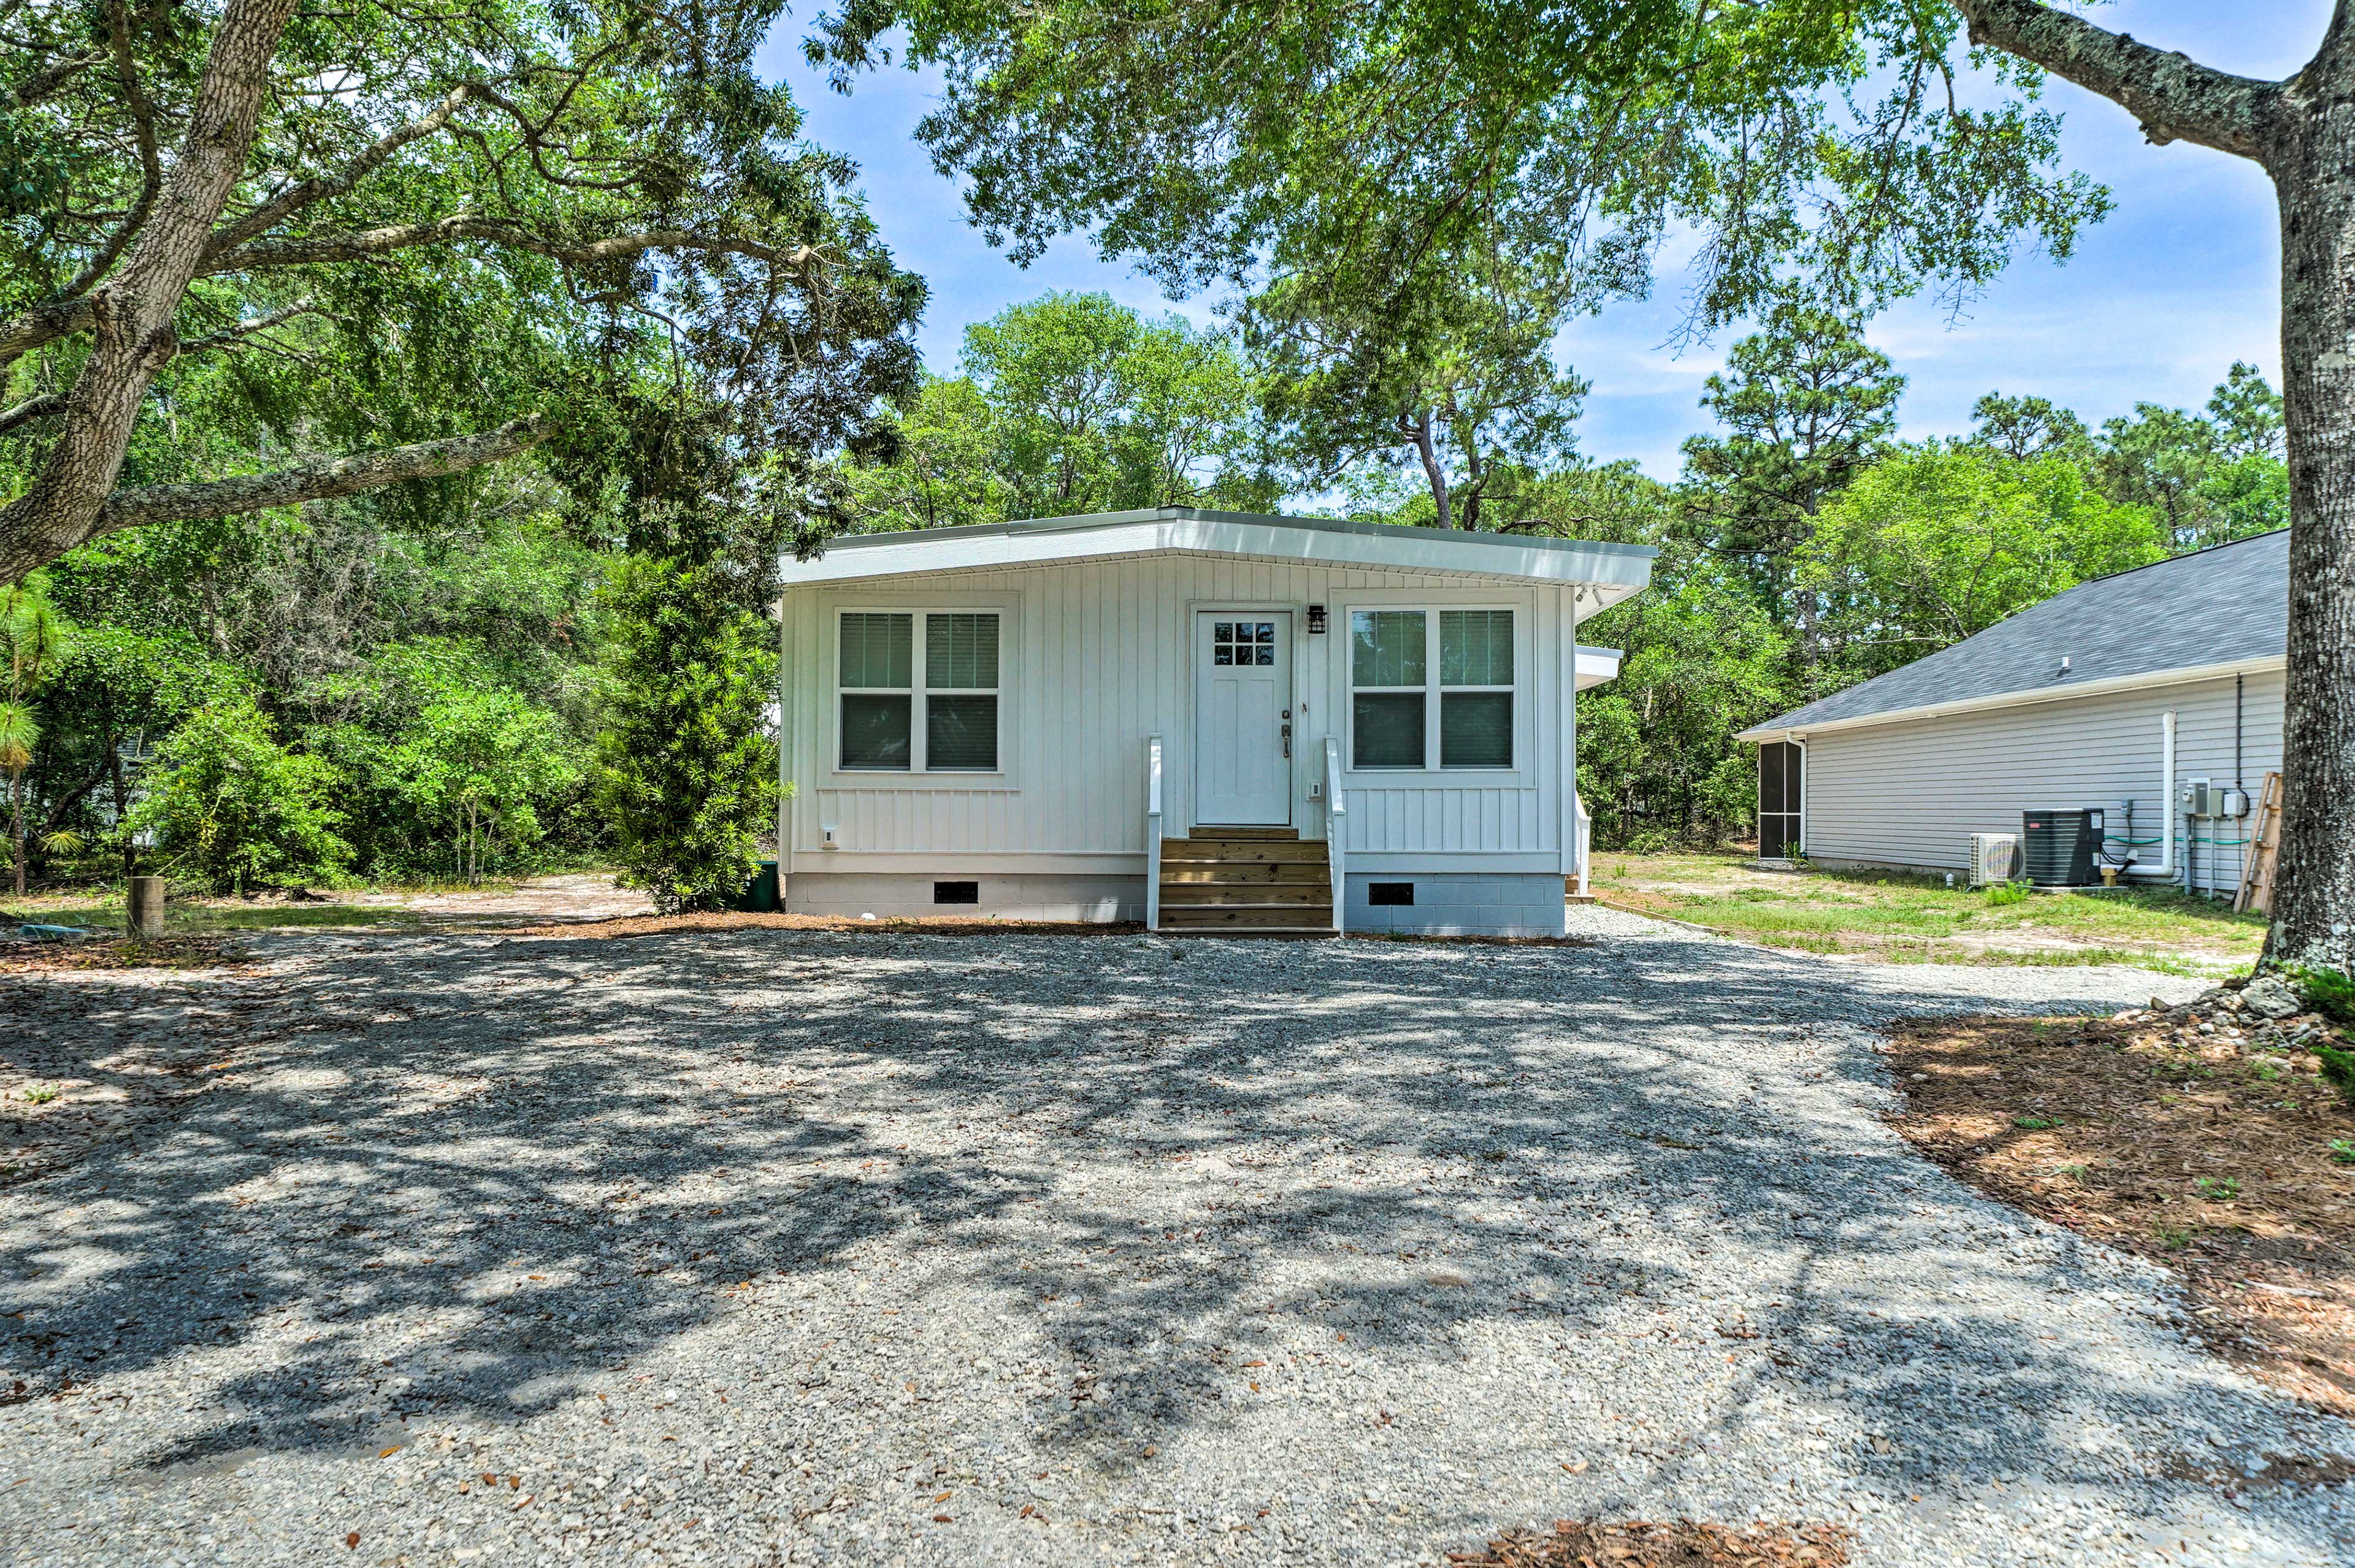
[1158,828,1334,934]
[2234,770,2284,915]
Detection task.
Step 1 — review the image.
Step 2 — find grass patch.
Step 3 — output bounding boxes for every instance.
[1593,852,2262,973]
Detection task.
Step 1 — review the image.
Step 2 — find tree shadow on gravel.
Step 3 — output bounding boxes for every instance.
[0,925,2345,1559]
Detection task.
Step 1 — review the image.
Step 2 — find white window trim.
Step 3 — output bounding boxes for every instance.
[833,606,1006,776]
[1344,603,1525,776]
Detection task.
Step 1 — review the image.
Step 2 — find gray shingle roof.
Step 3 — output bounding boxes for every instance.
[1740,529,2289,736]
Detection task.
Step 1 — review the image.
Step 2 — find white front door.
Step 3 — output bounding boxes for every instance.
[1194,611,1292,825]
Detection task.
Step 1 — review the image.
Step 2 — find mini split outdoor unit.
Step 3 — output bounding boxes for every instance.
[1967,833,2018,889]
[2021,808,2105,887]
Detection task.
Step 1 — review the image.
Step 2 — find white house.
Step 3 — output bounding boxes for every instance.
[774,507,1656,935]
[1736,529,2288,896]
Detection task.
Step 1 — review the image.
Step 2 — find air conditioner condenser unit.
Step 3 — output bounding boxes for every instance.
[1969,832,2019,889]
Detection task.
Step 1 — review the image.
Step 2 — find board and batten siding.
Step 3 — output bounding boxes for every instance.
[779,551,1585,876]
[1798,667,2284,896]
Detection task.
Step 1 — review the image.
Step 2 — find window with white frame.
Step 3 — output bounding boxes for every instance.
[1348,607,1515,770]
[1439,608,1514,768]
[838,610,1000,771]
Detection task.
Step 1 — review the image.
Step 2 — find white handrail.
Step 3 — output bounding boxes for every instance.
[1323,735,1346,934]
[1572,789,1592,900]
[1144,734,1165,931]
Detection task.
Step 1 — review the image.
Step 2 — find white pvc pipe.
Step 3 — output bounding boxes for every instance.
[2125,709,2177,879]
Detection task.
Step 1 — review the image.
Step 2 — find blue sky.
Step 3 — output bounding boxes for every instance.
[754,2,2325,480]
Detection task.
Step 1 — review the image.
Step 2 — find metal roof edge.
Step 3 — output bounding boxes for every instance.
[802,506,1660,562]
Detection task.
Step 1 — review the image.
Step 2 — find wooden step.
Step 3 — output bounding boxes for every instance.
[1191,825,1297,840]
[1160,862,1329,885]
[1162,882,1332,905]
[1160,903,1334,930]
[1162,839,1328,864]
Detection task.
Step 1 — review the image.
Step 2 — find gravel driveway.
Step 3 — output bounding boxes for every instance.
[3,910,2350,1567]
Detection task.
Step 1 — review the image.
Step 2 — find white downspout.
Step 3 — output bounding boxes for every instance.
[1792,738,1807,859]
[2124,709,2177,880]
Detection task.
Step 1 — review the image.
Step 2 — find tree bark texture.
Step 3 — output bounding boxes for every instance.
[0,0,303,578]
[2265,17,2355,969]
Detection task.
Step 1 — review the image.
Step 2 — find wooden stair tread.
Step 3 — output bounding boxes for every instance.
[1162,885,1331,904]
[1162,842,1327,862]
[1157,831,1332,934]
[1160,909,1333,929]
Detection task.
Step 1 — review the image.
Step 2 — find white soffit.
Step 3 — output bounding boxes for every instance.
[781,508,1658,609]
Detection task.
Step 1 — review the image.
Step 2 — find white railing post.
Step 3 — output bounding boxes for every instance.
[1324,735,1346,934]
[1574,790,1592,900]
[1144,734,1165,931]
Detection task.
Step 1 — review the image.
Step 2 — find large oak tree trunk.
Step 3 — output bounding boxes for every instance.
[0,0,302,582]
[2264,43,2355,971]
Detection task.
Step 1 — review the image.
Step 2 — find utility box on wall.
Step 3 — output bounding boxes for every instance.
[2021,809,2104,887]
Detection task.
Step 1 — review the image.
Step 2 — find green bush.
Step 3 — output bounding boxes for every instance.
[121,700,351,895]
[2316,1041,2355,1110]
[1985,881,2029,907]
[2291,964,2355,1027]
[593,552,773,912]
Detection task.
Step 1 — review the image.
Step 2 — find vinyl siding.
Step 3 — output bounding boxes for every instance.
[781,553,1583,872]
[1798,668,2283,896]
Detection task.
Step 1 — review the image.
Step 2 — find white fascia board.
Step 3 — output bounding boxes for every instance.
[1734,655,2286,744]
[781,515,1656,597]
[1574,644,1622,690]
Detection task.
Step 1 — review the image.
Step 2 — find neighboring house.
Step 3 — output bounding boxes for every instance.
[1737,529,2288,896]
[775,507,1655,935]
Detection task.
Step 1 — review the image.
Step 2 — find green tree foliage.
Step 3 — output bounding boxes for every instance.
[123,699,351,895]
[1967,368,2289,553]
[1,575,66,893]
[397,680,580,885]
[848,293,1271,529]
[1801,445,2165,683]
[593,551,773,912]
[1678,302,1906,667]
[1,0,922,580]
[1967,391,2095,464]
[2089,363,2288,551]
[1578,565,1793,851]
[844,377,1014,532]
[20,491,602,890]
[813,2,2107,345]
[1253,259,1589,531]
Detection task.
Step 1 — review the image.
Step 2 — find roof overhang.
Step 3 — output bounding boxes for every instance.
[1736,655,2285,744]
[1576,645,1621,691]
[781,507,1657,611]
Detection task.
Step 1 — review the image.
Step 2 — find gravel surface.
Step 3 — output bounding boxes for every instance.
[3,909,2350,1567]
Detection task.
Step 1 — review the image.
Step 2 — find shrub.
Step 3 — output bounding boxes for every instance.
[1985,881,2029,907]
[2316,1041,2355,1110]
[593,552,773,912]
[2291,964,2355,1027]
[121,700,350,895]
